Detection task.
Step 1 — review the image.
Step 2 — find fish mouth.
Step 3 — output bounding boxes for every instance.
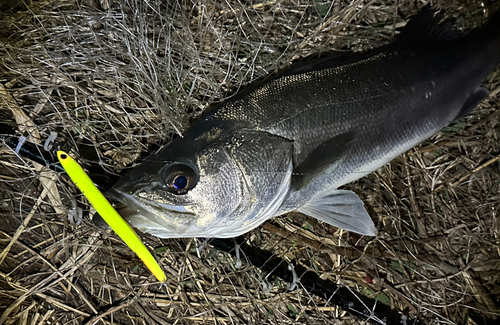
[107,187,196,233]
[107,187,248,238]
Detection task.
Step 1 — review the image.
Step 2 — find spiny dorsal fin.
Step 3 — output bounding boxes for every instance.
[394,8,460,46]
[276,8,460,78]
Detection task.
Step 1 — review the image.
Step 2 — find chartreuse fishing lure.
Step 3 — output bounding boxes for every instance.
[57,151,166,283]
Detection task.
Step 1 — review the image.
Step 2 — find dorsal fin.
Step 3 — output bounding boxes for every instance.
[394,8,460,46]
[276,8,460,78]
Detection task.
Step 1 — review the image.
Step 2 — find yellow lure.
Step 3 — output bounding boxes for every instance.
[57,151,166,283]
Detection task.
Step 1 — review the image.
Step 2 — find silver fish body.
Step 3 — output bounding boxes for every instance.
[109,9,500,238]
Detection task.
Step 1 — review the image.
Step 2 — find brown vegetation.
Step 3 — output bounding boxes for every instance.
[1,0,500,324]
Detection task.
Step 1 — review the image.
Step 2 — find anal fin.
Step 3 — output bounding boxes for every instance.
[298,190,376,236]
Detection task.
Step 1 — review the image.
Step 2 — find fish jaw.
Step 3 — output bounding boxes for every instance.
[107,187,197,234]
[108,186,247,238]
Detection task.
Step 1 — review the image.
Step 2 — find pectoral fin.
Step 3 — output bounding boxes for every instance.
[292,132,355,190]
[298,190,376,236]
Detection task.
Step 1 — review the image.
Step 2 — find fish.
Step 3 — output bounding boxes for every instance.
[107,8,500,238]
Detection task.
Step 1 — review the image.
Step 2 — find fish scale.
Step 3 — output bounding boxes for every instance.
[108,8,500,238]
[210,48,465,211]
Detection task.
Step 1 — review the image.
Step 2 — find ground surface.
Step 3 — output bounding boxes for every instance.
[1,0,500,324]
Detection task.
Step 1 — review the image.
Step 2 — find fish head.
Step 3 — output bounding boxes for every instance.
[109,129,293,238]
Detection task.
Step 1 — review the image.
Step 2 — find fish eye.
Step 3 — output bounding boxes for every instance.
[173,175,188,189]
[161,164,197,194]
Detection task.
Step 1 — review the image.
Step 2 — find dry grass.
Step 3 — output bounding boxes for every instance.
[1,0,500,324]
